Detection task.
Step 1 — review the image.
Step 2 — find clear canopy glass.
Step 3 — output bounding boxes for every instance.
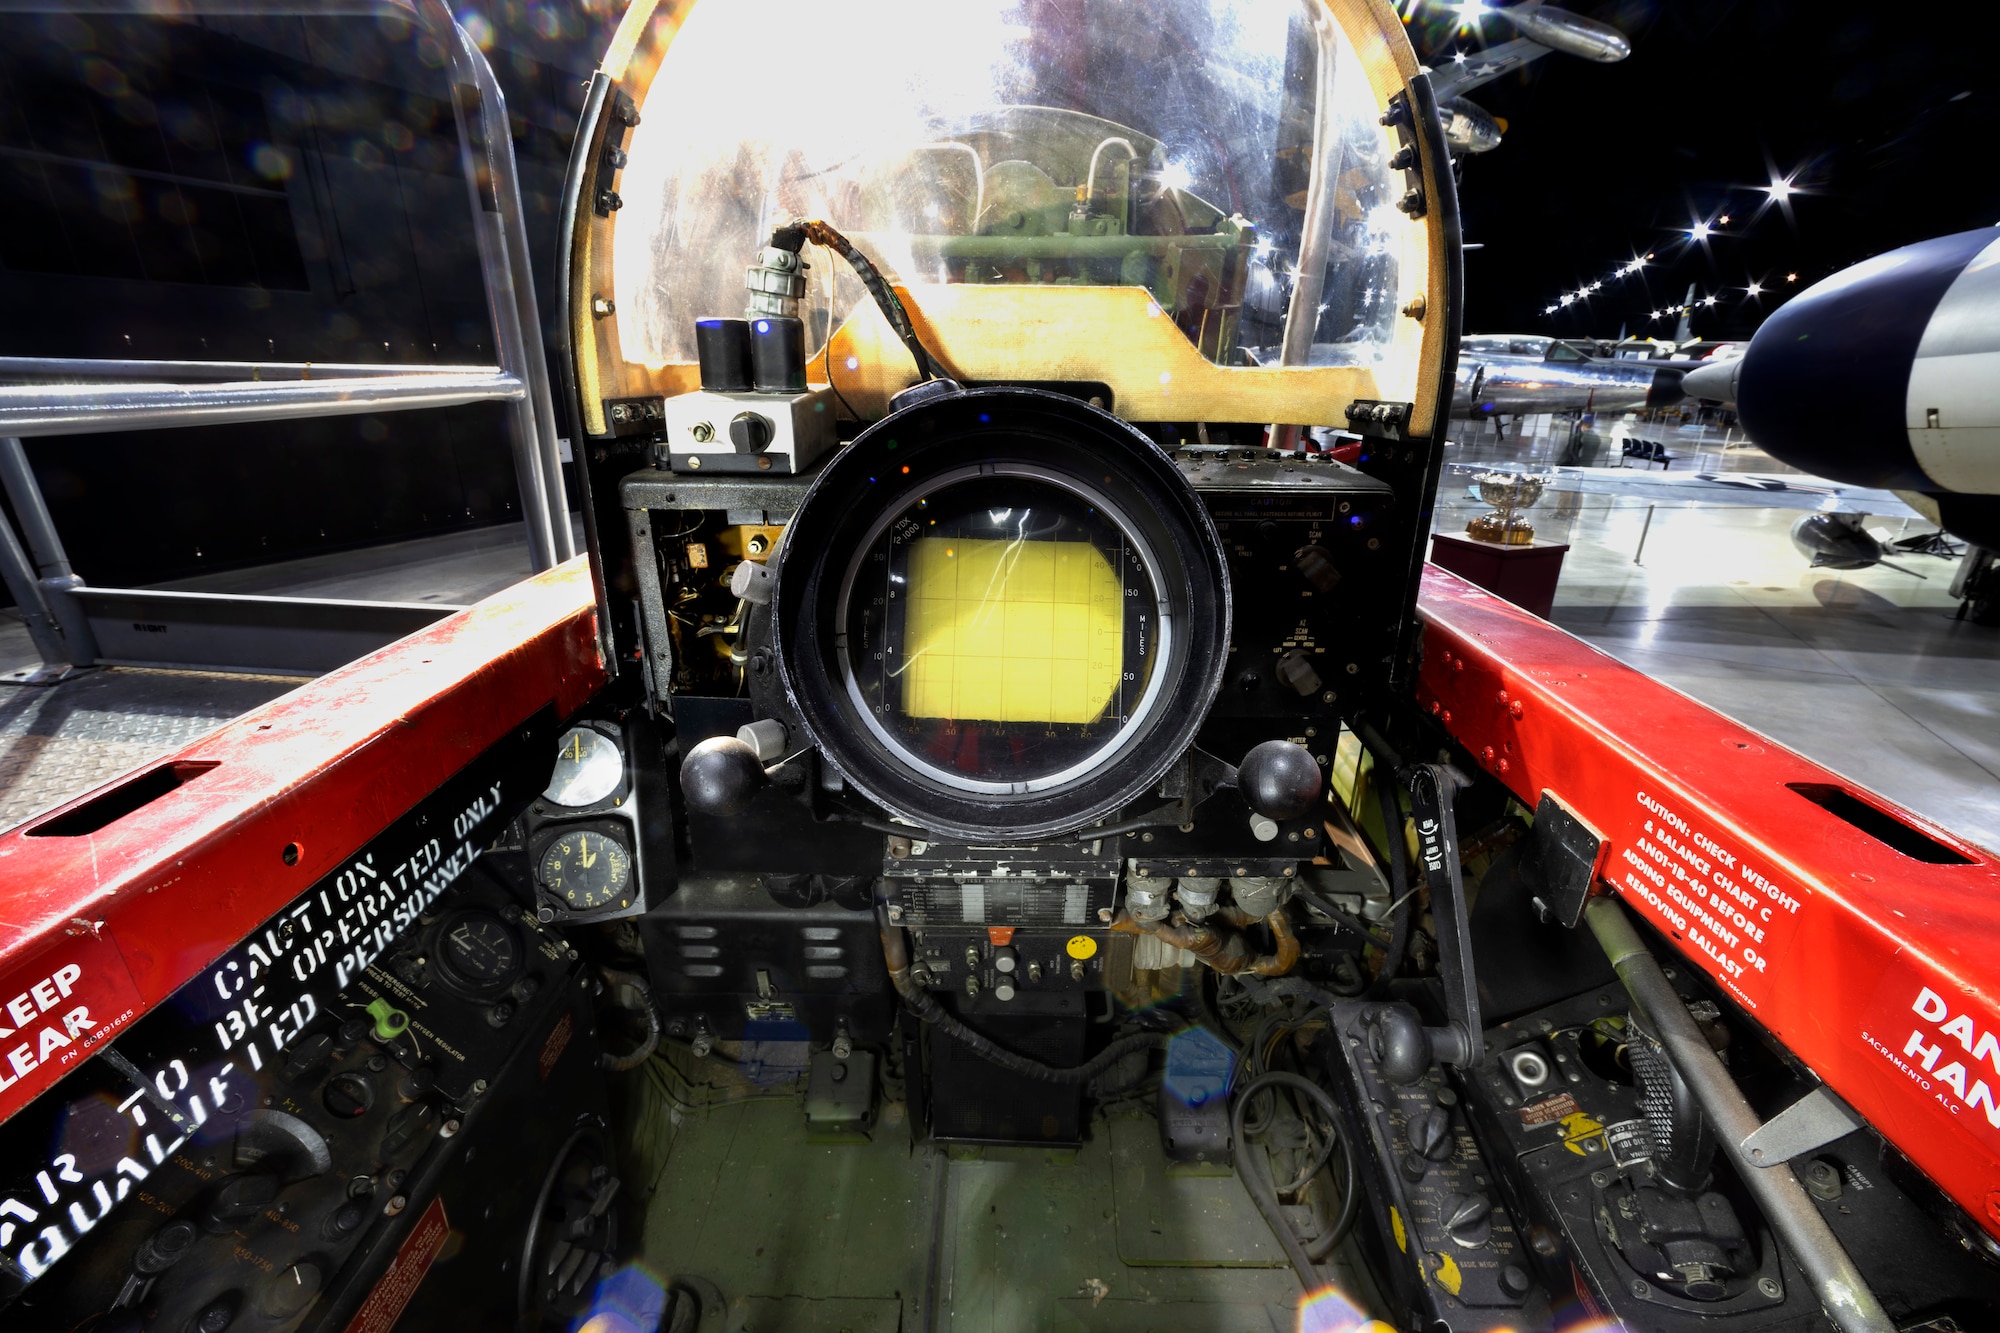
[613,0,1423,384]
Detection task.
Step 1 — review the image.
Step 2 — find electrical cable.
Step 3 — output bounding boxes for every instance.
[1354,724,1412,993]
[1231,1071,1357,1289]
[877,897,1170,1083]
[1291,883,1389,944]
[775,218,938,383]
[597,967,662,1072]
[902,985,1169,1085]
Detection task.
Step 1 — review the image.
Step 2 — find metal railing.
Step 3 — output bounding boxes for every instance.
[0,0,575,680]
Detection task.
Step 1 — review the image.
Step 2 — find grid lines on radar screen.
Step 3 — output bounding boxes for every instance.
[898,535,1123,724]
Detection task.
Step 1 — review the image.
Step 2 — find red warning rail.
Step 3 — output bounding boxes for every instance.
[1416,565,2000,1240]
[0,558,605,1121]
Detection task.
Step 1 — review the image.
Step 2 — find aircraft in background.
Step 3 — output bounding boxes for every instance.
[1682,226,2000,624]
[1427,2,1632,155]
[1452,334,1693,430]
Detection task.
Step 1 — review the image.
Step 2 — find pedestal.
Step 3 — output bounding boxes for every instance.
[1428,532,1571,620]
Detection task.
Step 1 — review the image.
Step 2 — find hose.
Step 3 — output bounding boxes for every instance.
[598,967,662,1073]
[775,219,938,382]
[877,899,1170,1085]
[1231,1071,1361,1289]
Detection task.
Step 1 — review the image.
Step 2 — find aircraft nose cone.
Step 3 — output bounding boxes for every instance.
[1734,228,1997,489]
[1679,360,1737,405]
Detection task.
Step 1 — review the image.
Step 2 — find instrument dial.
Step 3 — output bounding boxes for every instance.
[434,908,523,994]
[544,726,624,808]
[538,829,634,912]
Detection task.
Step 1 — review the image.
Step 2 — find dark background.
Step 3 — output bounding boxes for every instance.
[1415,0,2000,340]
[0,3,620,594]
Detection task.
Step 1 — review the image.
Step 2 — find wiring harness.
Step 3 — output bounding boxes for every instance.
[769,218,938,383]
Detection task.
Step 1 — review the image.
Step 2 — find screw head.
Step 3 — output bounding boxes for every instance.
[1630,1279,1650,1298]
[1757,1277,1782,1299]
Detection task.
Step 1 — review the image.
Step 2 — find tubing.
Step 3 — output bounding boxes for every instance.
[598,967,662,1073]
[1585,899,1892,1333]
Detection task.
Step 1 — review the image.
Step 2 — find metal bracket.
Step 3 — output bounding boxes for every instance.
[1344,399,1414,441]
[1739,1085,1866,1168]
[1402,762,1482,1068]
[1527,789,1610,929]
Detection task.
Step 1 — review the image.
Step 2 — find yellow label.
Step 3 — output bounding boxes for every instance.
[1560,1110,1607,1156]
[900,536,1123,723]
[1065,935,1098,960]
[1389,1206,1407,1253]
[1433,1251,1464,1296]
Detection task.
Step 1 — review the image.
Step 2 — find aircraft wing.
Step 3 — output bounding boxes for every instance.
[1427,38,1553,99]
[1446,462,1925,519]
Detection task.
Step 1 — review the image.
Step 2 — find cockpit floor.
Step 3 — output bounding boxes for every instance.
[622,1054,1361,1332]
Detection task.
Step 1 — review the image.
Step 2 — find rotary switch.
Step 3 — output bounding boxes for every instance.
[1407,1106,1454,1160]
[729,412,774,453]
[1441,1191,1495,1248]
[1400,1105,1455,1181]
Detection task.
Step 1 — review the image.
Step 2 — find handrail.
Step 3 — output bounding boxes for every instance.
[0,0,572,568]
[0,372,526,436]
[0,357,511,381]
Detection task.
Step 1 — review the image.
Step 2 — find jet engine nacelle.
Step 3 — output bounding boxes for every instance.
[1683,227,2000,549]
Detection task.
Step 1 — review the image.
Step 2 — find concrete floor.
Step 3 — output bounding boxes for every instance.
[1443,414,2000,853]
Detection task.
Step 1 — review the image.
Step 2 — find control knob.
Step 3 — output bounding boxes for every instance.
[1406,1106,1455,1162]
[1441,1191,1495,1248]
[729,411,774,453]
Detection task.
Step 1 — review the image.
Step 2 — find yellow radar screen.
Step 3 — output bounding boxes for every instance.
[898,536,1124,724]
[843,474,1166,792]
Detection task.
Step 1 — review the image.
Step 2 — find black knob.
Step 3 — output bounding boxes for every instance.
[680,735,768,816]
[134,1219,198,1274]
[323,1201,366,1240]
[1501,1262,1532,1296]
[729,412,775,454]
[261,1261,324,1318]
[280,1032,334,1081]
[1295,545,1341,592]
[204,1174,279,1230]
[1236,740,1322,820]
[322,1072,375,1120]
[1406,1106,1454,1162]
[194,1294,239,1333]
[1366,1003,1431,1085]
[1442,1191,1493,1248]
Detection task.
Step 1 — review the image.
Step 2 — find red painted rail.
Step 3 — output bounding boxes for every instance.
[0,558,605,1120]
[3,556,1994,1242]
[1417,564,2000,1240]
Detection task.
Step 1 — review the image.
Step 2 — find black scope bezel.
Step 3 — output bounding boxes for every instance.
[771,386,1230,840]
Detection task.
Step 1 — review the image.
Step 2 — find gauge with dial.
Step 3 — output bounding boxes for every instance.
[538,828,634,912]
[433,907,523,995]
[544,726,625,808]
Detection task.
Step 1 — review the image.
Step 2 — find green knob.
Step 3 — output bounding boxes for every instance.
[366,997,410,1042]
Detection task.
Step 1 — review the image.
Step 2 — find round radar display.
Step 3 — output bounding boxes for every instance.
[772,387,1229,839]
